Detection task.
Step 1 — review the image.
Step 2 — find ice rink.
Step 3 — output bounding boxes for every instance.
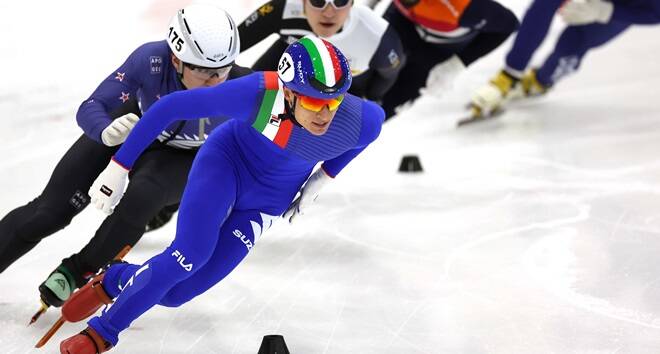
[2,0,660,353]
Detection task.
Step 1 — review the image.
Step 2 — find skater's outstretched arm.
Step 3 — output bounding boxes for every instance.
[456,0,520,66]
[115,73,262,169]
[561,0,660,25]
[364,25,406,103]
[76,43,156,143]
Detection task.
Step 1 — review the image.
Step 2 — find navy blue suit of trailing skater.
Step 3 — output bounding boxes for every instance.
[467,0,660,116]
[0,4,249,290]
[505,0,660,87]
[78,40,232,147]
[63,36,384,350]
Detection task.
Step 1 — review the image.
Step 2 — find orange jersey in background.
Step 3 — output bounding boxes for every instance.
[393,0,471,32]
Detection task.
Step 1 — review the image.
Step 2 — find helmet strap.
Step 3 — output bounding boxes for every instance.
[175,60,189,90]
[280,95,302,127]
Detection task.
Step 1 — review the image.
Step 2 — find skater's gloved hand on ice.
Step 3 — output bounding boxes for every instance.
[88,159,130,214]
[560,0,614,25]
[422,55,465,99]
[101,113,140,147]
[284,168,332,224]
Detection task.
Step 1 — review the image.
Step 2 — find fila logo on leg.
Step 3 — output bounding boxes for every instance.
[171,250,193,272]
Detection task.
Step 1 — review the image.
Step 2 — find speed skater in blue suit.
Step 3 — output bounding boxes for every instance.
[56,35,384,353]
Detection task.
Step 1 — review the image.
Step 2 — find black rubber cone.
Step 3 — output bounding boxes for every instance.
[257,335,290,354]
[398,154,423,172]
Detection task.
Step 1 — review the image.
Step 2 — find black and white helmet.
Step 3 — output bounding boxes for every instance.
[167,4,240,68]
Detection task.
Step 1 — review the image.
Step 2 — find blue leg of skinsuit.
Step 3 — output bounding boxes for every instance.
[96,209,268,341]
[85,138,279,346]
[536,21,630,86]
[505,0,564,73]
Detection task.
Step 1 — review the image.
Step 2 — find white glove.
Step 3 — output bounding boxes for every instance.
[283,168,332,224]
[101,113,140,147]
[89,159,130,215]
[560,0,614,25]
[422,55,466,98]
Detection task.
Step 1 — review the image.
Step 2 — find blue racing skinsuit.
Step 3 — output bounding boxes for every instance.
[86,71,384,346]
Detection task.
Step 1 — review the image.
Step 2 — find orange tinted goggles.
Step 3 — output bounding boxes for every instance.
[297,94,344,112]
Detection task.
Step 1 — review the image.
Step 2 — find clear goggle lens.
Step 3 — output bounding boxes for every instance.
[184,63,232,80]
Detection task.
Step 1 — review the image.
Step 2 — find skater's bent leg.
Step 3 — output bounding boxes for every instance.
[0,135,115,273]
[505,0,564,73]
[68,148,195,286]
[86,145,238,345]
[160,209,270,307]
[0,99,138,273]
[537,22,630,86]
[0,199,43,272]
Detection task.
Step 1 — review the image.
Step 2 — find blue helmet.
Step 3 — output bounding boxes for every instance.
[277,35,352,99]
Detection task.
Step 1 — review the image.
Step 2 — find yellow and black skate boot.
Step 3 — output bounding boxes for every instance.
[521,69,550,96]
[490,69,521,99]
[470,69,521,117]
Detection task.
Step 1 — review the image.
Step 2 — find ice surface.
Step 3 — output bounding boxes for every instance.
[2,0,660,353]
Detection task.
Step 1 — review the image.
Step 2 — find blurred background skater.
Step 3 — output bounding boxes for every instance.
[238,0,406,104]
[367,0,519,119]
[470,0,660,120]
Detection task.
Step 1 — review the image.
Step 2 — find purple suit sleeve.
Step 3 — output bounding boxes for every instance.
[321,100,384,177]
[457,0,519,66]
[611,0,660,24]
[76,44,149,143]
[114,73,263,169]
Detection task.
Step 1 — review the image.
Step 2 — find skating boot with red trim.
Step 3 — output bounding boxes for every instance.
[60,272,113,323]
[60,326,112,354]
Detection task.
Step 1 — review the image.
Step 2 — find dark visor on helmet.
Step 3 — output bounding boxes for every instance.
[308,74,347,94]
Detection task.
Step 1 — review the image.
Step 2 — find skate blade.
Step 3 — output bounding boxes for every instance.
[28,301,50,326]
[33,245,131,344]
[457,105,504,127]
[35,317,65,348]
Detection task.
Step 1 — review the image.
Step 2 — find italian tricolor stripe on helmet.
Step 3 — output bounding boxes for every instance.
[299,36,342,87]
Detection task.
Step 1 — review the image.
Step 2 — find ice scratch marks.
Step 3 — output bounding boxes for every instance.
[523,229,660,331]
[382,301,432,354]
[321,296,347,354]
[517,156,660,178]
[443,203,591,279]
